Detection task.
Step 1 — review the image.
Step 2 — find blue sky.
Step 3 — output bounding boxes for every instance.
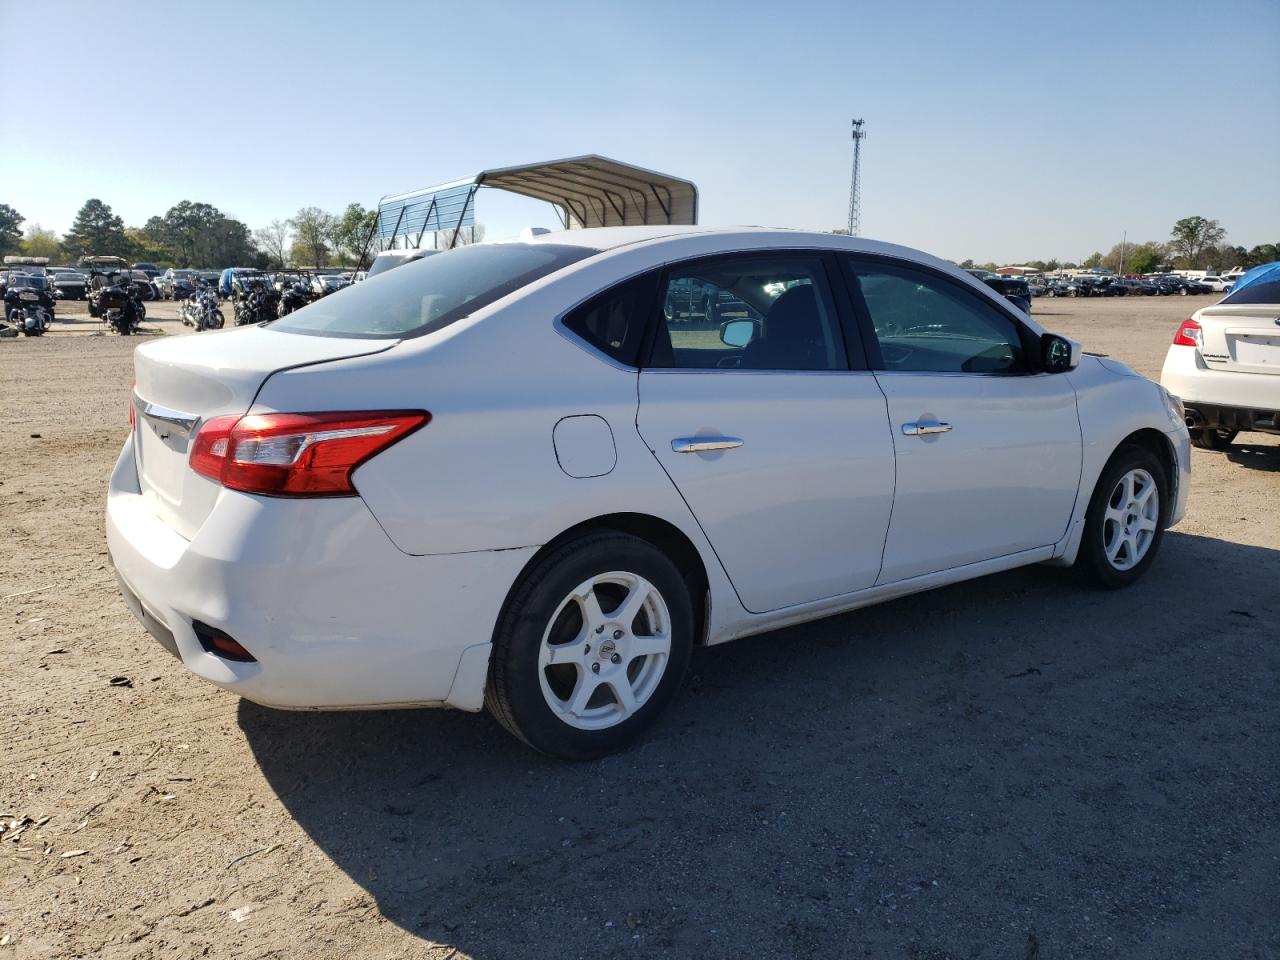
[3,0,1276,263]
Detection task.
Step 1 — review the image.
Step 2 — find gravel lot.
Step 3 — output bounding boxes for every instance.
[2,294,1277,959]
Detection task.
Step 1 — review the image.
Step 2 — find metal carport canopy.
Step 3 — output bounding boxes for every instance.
[475,155,698,228]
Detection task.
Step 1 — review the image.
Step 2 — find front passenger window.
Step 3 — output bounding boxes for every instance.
[850,263,1026,374]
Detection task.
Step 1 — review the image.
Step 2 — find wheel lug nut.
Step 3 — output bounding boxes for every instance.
[591,662,600,674]
[613,630,623,640]
[595,625,604,634]
[611,653,621,664]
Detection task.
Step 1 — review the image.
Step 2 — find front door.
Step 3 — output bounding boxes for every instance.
[636,252,896,613]
[843,257,1082,584]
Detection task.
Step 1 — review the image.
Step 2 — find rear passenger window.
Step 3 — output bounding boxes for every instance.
[649,255,846,371]
[562,271,659,367]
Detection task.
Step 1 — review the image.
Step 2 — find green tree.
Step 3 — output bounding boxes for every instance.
[1243,243,1277,268]
[290,207,336,267]
[125,226,167,265]
[0,203,25,256]
[19,224,61,260]
[331,203,377,266]
[1102,240,1166,275]
[958,258,975,269]
[1168,216,1226,268]
[63,199,129,258]
[1082,251,1103,268]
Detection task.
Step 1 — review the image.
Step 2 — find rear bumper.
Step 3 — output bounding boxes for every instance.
[1182,402,1280,435]
[1161,345,1280,418]
[106,437,536,711]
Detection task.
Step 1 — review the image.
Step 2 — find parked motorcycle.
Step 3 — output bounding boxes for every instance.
[91,271,144,335]
[180,285,225,331]
[276,277,310,318]
[232,276,278,326]
[3,276,54,336]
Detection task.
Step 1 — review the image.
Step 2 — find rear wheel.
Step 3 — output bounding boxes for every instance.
[1075,445,1168,589]
[485,532,693,760]
[1190,427,1236,450]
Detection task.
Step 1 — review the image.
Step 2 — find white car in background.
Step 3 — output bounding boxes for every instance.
[1199,275,1234,293]
[1161,264,1280,449]
[108,227,1190,759]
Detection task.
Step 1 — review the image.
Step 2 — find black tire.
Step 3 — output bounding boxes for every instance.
[1074,443,1170,589]
[485,532,694,760]
[1190,427,1236,450]
[211,310,225,329]
[1179,287,1188,296]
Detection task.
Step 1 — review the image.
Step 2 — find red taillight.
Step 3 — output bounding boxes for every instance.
[189,410,429,496]
[1173,319,1202,347]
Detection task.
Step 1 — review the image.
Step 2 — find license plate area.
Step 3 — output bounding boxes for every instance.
[1228,333,1280,369]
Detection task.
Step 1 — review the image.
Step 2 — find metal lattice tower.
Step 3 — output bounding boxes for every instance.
[847,118,867,236]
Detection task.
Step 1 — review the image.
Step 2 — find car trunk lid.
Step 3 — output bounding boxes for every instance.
[1196,304,1280,376]
[131,326,396,539]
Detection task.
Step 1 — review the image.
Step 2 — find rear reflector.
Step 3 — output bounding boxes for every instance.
[1173,319,1202,347]
[192,621,256,662]
[190,410,429,496]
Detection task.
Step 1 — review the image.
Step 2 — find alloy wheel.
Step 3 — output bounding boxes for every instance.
[538,572,671,731]
[1102,468,1159,571]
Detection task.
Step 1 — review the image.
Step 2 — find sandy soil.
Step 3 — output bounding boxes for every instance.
[1,295,1277,959]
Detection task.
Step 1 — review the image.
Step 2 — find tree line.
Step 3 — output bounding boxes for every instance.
[0,199,381,270]
[956,216,1276,276]
[3,201,1274,275]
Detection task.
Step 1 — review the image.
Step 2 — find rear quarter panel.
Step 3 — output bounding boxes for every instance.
[250,247,747,630]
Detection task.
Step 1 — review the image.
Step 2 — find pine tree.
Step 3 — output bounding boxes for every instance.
[63,199,129,258]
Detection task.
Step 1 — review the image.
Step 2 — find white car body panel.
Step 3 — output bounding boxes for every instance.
[1050,357,1190,567]
[107,438,535,710]
[107,227,1190,713]
[636,368,895,612]
[1160,303,1280,414]
[873,371,1081,583]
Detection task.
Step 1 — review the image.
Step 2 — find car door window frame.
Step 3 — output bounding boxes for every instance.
[641,250,868,373]
[837,253,1044,376]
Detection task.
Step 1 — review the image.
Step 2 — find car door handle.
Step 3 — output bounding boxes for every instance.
[671,436,744,453]
[901,421,953,436]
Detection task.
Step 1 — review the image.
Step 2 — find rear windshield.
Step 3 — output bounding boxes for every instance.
[270,243,597,339]
[1221,280,1280,305]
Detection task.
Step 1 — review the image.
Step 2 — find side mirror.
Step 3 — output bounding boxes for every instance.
[720,318,759,348]
[1041,333,1080,373]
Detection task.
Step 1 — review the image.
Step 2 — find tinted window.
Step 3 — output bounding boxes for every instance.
[649,255,845,371]
[271,243,597,339]
[850,262,1026,374]
[562,271,658,366]
[1222,279,1280,305]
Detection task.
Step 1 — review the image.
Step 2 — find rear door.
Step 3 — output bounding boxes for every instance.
[842,256,1082,584]
[636,252,895,613]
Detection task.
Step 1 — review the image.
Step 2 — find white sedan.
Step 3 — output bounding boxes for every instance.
[1160,263,1280,448]
[108,227,1190,759]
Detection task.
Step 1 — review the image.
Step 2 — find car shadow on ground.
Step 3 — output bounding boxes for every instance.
[239,531,1279,958]
[1226,440,1280,472]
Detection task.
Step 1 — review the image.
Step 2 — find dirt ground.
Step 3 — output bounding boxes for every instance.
[2,294,1277,959]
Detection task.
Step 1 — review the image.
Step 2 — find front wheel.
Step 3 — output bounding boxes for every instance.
[485,532,694,760]
[1190,427,1236,450]
[210,309,225,329]
[1074,445,1168,589]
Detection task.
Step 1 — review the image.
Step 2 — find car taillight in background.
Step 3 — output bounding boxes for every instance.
[190,410,429,496]
[1172,319,1202,347]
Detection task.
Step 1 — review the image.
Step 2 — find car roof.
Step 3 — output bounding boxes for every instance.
[521,225,967,275]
